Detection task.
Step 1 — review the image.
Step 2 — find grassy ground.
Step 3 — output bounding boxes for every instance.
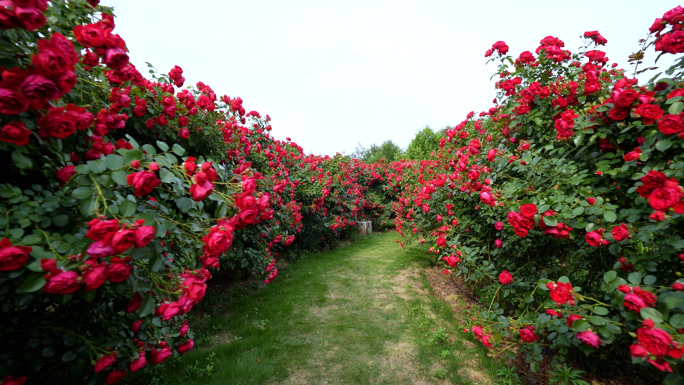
[131,231,505,385]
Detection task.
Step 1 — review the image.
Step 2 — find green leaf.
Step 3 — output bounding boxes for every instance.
[589,315,608,326]
[72,187,93,200]
[668,101,683,115]
[572,206,584,216]
[176,197,193,213]
[603,271,617,283]
[42,346,56,358]
[105,154,124,170]
[74,164,89,174]
[530,362,539,373]
[643,275,657,285]
[172,143,186,156]
[123,149,143,164]
[670,314,684,329]
[628,272,642,285]
[640,307,664,324]
[593,306,609,316]
[88,159,107,173]
[22,234,43,245]
[138,294,156,317]
[19,273,46,293]
[111,170,129,185]
[119,200,136,217]
[159,168,175,183]
[603,211,617,222]
[571,319,591,332]
[656,139,672,152]
[142,144,157,156]
[79,197,95,216]
[543,216,558,227]
[62,350,77,362]
[665,292,684,309]
[12,151,33,169]
[156,141,169,152]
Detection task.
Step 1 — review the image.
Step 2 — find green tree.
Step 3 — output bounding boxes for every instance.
[405,126,447,160]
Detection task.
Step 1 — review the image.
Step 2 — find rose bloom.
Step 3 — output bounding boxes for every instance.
[585,230,606,246]
[126,170,161,196]
[519,326,539,343]
[0,238,32,271]
[611,223,630,241]
[566,314,582,328]
[624,293,648,312]
[494,239,503,248]
[0,121,31,146]
[633,103,664,125]
[494,221,504,231]
[615,89,639,107]
[56,165,76,185]
[43,271,80,295]
[576,330,601,349]
[150,347,172,365]
[499,270,513,284]
[648,188,680,211]
[547,281,574,305]
[657,114,683,135]
[0,375,26,385]
[94,352,117,373]
[520,203,537,218]
[0,88,29,115]
[107,259,133,282]
[105,370,126,385]
[178,339,194,354]
[479,191,494,205]
[82,264,108,291]
[129,353,147,372]
[623,147,641,162]
[638,327,673,357]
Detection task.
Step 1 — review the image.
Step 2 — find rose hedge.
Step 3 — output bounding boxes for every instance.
[0,1,397,384]
[393,6,684,382]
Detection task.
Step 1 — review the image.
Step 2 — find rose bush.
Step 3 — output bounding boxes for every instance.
[393,6,684,382]
[0,1,396,384]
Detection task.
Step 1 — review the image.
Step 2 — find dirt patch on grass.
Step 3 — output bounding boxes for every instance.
[391,266,429,300]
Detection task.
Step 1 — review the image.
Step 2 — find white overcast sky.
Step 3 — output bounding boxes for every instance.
[109,0,678,157]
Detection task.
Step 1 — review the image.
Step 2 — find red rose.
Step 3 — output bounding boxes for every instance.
[133,226,155,248]
[202,226,234,256]
[576,330,601,349]
[56,165,76,185]
[608,107,630,121]
[111,229,135,254]
[178,339,194,354]
[611,223,630,242]
[615,89,639,107]
[47,32,79,65]
[499,270,513,285]
[73,24,105,48]
[43,270,80,294]
[639,170,667,197]
[519,326,538,343]
[15,5,45,31]
[37,106,78,139]
[585,230,607,246]
[32,45,70,80]
[520,203,537,218]
[94,352,117,373]
[633,103,664,125]
[0,375,26,385]
[150,347,172,365]
[566,314,582,328]
[0,121,31,145]
[104,47,129,70]
[105,370,126,384]
[662,30,684,54]
[107,258,132,282]
[623,147,641,162]
[657,114,683,135]
[494,238,503,248]
[189,179,214,202]
[129,353,147,372]
[624,293,647,312]
[513,227,529,237]
[125,293,142,313]
[21,74,59,106]
[86,218,119,241]
[82,263,108,291]
[0,88,29,115]
[237,208,259,227]
[549,281,574,305]
[638,327,673,356]
[126,170,161,196]
[479,191,494,205]
[648,188,680,211]
[0,238,31,271]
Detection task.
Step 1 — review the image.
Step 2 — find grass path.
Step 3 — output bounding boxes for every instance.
[132,232,504,384]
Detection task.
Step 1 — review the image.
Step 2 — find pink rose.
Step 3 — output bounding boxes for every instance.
[494,221,503,231]
[576,330,601,349]
[624,293,647,312]
[494,239,503,248]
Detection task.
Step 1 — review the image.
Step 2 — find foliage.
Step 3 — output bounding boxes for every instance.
[392,6,684,382]
[405,126,447,160]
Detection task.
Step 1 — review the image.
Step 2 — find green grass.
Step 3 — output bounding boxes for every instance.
[131,232,505,385]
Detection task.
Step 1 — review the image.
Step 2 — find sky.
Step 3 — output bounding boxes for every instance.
[109,0,678,157]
